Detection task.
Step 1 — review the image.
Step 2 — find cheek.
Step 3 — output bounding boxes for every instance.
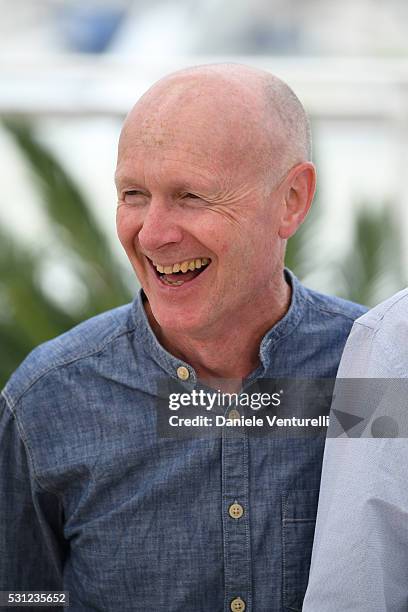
[116,208,142,250]
[214,238,229,257]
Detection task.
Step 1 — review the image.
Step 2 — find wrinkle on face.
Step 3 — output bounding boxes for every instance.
[116,150,264,232]
[116,127,262,198]
[195,184,265,228]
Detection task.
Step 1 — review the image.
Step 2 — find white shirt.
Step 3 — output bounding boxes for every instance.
[303,288,408,612]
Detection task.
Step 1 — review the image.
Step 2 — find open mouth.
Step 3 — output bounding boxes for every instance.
[148,256,211,287]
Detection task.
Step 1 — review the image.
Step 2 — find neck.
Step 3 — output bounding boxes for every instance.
[144,272,291,388]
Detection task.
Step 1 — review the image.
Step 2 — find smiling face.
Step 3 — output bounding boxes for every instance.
[115,67,312,339]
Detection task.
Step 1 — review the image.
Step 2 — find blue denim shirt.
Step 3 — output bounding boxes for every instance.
[0,271,365,611]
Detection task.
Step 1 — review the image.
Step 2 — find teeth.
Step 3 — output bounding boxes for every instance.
[153,257,210,274]
[163,278,184,286]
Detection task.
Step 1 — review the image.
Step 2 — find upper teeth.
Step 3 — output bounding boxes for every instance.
[153,257,210,274]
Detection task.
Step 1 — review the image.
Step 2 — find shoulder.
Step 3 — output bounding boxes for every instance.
[280,274,368,377]
[302,285,368,324]
[2,303,135,407]
[352,287,408,335]
[338,288,408,377]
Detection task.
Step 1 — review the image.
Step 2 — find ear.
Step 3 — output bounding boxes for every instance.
[278,162,316,239]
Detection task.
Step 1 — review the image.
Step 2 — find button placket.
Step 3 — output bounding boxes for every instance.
[222,408,252,610]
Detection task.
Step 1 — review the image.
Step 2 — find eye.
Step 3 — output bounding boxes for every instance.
[181,193,201,201]
[122,190,148,205]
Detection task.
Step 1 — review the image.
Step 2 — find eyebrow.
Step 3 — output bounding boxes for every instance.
[114,173,141,189]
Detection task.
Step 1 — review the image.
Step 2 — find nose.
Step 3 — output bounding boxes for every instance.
[138,197,183,254]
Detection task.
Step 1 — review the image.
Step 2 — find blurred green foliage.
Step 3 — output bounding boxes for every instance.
[286,174,406,305]
[0,121,406,387]
[0,121,133,386]
[338,205,405,305]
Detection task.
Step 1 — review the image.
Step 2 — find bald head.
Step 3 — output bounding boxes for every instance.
[119,63,311,189]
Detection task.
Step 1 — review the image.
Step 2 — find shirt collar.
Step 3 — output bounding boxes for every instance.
[131,268,307,386]
[257,268,307,371]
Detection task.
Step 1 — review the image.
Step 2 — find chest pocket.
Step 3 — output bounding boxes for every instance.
[282,489,319,611]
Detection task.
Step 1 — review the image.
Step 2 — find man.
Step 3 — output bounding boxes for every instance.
[0,64,365,611]
[303,288,408,612]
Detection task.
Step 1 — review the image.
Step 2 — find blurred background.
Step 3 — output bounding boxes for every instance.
[1,0,408,385]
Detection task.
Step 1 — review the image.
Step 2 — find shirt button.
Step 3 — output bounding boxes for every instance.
[230,597,246,612]
[229,502,244,519]
[228,409,240,420]
[176,366,190,381]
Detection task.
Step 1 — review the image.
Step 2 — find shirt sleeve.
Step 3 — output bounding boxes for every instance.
[303,322,408,612]
[0,393,66,591]
[303,437,408,612]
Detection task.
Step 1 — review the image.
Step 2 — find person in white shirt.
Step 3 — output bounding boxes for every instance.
[303,288,408,612]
